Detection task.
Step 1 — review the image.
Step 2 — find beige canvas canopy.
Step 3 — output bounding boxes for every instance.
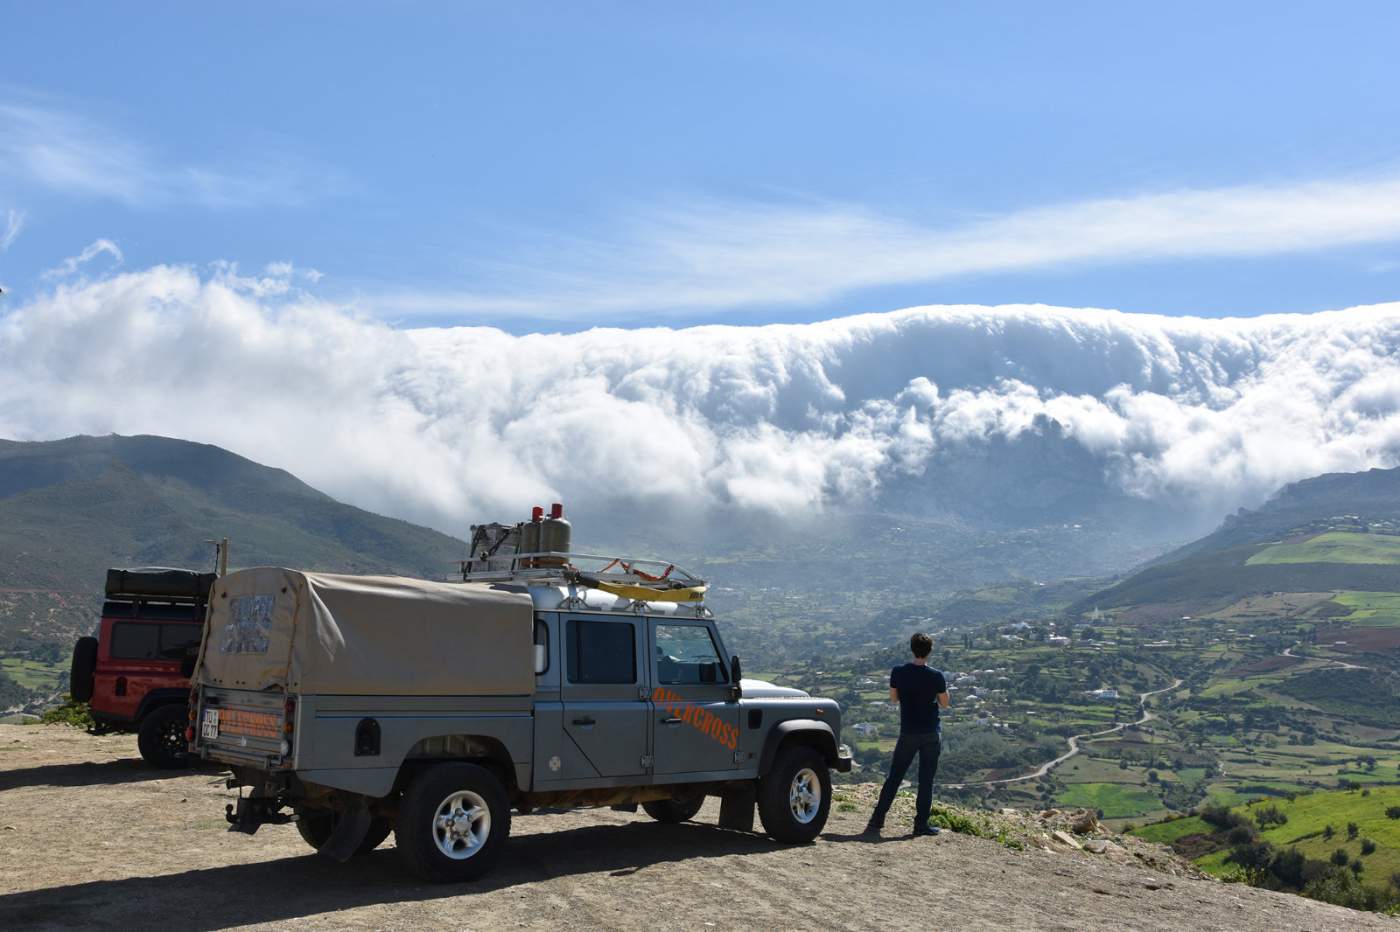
[197,568,534,696]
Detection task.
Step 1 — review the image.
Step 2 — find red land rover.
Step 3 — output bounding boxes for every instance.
[69,568,215,768]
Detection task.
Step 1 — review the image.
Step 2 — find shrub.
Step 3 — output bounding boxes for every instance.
[38,695,94,730]
[1361,838,1377,856]
[1323,824,1336,840]
[1268,847,1308,890]
[1332,849,1350,867]
[1226,841,1275,884]
[1227,825,1258,846]
[1347,821,1360,840]
[1253,804,1288,829]
[1386,806,1400,820]
[1200,804,1251,832]
[1305,866,1371,910]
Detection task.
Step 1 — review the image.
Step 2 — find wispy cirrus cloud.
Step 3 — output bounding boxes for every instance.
[375,172,1400,320]
[0,99,344,209]
[0,210,23,251]
[41,238,124,280]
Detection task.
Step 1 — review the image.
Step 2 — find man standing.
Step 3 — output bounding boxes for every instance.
[864,632,950,836]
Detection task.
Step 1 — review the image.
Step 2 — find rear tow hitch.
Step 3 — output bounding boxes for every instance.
[226,794,292,835]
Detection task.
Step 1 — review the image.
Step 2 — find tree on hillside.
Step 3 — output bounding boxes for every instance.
[1346,821,1359,840]
[1323,824,1335,840]
[1226,841,1274,885]
[1385,805,1400,820]
[1360,838,1376,856]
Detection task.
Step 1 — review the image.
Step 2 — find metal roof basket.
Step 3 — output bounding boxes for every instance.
[461,551,705,589]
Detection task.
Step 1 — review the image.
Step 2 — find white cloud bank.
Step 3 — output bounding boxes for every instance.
[4,263,1400,534]
[382,173,1400,318]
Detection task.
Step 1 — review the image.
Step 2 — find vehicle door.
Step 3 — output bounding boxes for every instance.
[649,620,739,776]
[559,614,651,780]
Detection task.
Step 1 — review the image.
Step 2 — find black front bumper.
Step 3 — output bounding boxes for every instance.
[833,745,853,773]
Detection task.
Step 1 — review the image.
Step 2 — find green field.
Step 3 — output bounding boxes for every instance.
[1246,531,1400,566]
[1055,781,1162,819]
[0,657,65,691]
[1329,591,1400,627]
[1130,814,1209,844]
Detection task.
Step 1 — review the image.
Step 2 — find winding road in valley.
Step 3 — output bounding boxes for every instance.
[940,678,1184,789]
[1281,643,1367,671]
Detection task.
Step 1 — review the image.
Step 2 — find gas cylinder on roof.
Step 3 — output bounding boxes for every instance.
[538,503,571,566]
[519,508,543,567]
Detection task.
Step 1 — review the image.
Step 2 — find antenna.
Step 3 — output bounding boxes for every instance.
[207,537,230,576]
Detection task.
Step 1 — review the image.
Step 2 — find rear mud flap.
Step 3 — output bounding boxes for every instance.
[318,798,372,863]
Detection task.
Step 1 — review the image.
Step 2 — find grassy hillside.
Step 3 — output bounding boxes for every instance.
[1247,531,1400,566]
[1134,786,1400,909]
[1070,541,1400,615]
[0,434,469,653]
[1072,465,1400,620]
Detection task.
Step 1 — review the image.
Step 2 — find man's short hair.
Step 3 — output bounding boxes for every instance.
[910,632,933,658]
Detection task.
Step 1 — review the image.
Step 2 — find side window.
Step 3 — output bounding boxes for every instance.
[110,623,161,660]
[534,615,550,675]
[566,620,636,684]
[655,624,727,685]
[158,624,202,659]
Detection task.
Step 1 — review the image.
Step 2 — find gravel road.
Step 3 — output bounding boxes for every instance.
[1,725,1394,931]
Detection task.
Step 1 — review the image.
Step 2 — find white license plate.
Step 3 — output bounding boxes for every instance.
[200,708,220,739]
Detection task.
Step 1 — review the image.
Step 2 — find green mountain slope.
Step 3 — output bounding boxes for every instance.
[1071,466,1400,618]
[0,434,469,649]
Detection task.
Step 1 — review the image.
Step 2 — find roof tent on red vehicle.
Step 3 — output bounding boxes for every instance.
[105,567,217,603]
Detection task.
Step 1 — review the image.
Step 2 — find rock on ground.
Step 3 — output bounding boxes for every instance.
[0,725,1396,931]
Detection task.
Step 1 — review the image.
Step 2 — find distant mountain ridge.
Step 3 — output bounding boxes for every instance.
[0,434,470,648]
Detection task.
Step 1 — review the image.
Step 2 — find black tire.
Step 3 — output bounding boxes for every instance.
[70,637,98,702]
[136,704,189,769]
[641,794,705,824]
[756,745,831,843]
[295,807,393,856]
[396,763,511,883]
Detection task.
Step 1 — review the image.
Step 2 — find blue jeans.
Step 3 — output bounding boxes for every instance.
[870,730,941,829]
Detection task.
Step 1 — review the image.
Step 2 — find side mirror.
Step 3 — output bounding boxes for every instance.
[180,645,199,679]
[729,655,742,701]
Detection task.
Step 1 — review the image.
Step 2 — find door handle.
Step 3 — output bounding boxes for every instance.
[662,717,683,725]
[571,716,596,726]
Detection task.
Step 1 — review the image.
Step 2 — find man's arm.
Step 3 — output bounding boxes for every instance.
[937,690,950,709]
[890,687,900,703]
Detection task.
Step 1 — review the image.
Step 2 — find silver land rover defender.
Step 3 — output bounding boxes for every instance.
[189,550,852,882]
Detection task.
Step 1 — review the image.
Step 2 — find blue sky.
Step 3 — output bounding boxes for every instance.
[5,1,1400,330]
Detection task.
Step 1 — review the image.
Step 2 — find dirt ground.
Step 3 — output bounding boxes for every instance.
[1,725,1396,931]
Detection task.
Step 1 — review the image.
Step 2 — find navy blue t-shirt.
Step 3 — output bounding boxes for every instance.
[890,663,947,735]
